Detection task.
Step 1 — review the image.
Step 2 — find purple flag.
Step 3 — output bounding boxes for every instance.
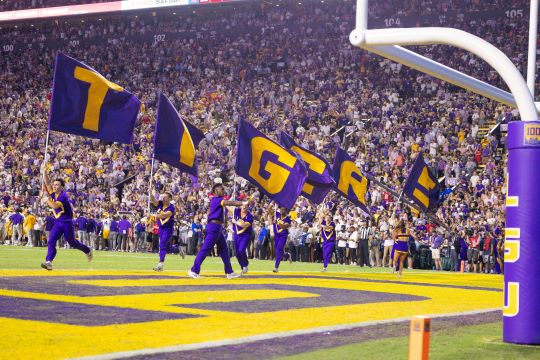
[235,119,307,209]
[332,148,370,215]
[402,152,441,212]
[154,93,205,177]
[49,52,140,144]
[279,131,335,204]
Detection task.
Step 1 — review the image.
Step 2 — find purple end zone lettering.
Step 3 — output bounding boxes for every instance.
[0,296,200,326]
[178,284,428,313]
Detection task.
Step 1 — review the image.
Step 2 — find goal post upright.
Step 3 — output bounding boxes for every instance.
[350,0,540,344]
[526,0,538,97]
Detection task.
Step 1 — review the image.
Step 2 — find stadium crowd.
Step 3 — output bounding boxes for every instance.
[0,0,111,12]
[0,0,536,273]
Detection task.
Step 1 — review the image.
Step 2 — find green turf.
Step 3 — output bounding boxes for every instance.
[277,322,540,360]
[2,246,532,360]
[0,245,399,273]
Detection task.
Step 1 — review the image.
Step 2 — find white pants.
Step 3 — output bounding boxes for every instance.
[11,224,22,244]
[25,228,34,246]
[89,233,98,249]
[78,231,88,245]
[0,222,5,243]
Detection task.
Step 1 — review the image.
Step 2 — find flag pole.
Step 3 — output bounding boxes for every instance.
[147,154,155,214]
[396,190,404,204]
[40,129,51,194]
[204,121,226,136]
[144,154,156,245]
[37,129,51,214]
[232,173,237,200]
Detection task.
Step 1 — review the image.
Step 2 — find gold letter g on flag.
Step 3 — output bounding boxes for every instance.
[249,137,297,194]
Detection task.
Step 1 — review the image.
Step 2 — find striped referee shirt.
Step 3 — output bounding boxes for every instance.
[359,227,372,240]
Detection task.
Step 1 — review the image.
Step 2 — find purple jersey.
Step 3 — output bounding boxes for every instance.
[135,223,145,233]
[208,196,225,223]
[9,213,23,225]
[233,208,254,236]
[76,216,87,231]
[51,191,73,222]
[86,218,96,233]
[118,219,132,234]
[157,201,174,229]
[321,220,336,242]
[273,211,291,237]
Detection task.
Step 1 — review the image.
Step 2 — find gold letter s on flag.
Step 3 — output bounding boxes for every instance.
[337,161,368,205]
[249,137,297,194]
[74,66,124,132]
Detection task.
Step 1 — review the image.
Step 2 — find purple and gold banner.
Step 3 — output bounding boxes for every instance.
[49,52,141,144]
[332,148,370,215]
[235,119,307,209]
[504,121,540,344]
[402,152,441,212]
[154,93,205,177]
[279,131,335,204]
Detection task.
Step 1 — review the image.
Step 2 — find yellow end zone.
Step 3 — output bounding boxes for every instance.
[0,270,502,359]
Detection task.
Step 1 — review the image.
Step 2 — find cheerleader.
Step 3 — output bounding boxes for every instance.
[392,220,411,278]
[320,214,336,272]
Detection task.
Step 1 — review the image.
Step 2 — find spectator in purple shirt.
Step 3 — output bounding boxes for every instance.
[431,232,444,271]
[109,217,119,251]
[86,216,97,250]
[2,194,10,207]
[135,221,145,252]
[9,209,24,245]
[117,215,132,252]
[76,214,88,247]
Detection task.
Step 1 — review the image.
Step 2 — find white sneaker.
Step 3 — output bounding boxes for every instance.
[241,266,248,274]
[272,268,279,273]
[41,262,52,271]
[226,272,242,280]
[321,268,327,272]
[86,250,93,262]
[187,270,200,279]
[153,263,163,272]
